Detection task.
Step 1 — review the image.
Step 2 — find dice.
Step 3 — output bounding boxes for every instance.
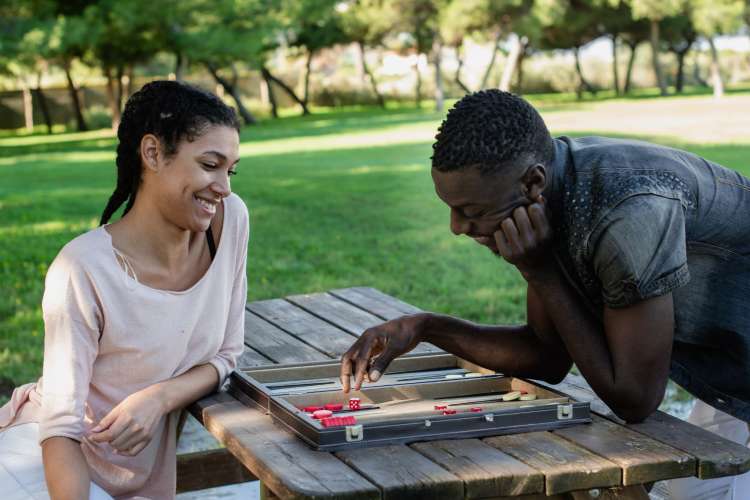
[348,398,361,410]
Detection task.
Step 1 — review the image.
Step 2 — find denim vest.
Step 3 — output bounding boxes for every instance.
[547,136,750,422]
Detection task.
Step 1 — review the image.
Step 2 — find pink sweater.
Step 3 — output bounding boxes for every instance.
[0,193,248,499]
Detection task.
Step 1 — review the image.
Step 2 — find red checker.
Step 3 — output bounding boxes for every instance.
[324,403,343,412]
[312,409,333,419]
[470,407,482,412]
[442,409,457,415]
[434,405,448,411]
[321,416,357,428]
[303,405,324,413]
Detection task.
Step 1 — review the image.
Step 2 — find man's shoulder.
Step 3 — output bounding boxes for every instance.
[558,135,686,167]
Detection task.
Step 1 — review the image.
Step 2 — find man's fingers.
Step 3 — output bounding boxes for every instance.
[493,228,512,259]
[352,340,377,392]
[369,347,398,381]
[528,201,551,240]
[501,218,523,255]
[340,352,354,393]
[512,206,535,248]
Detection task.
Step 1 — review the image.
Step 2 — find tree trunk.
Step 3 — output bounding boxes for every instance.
[674,49,687,93]
[125,64,134,100]
[612,34,620,96]
[21,83,33,132]
[63,60,88,132]
[499,34,525,92]
[302,49,314,108]
[34,73,53,135]
[514,44,527,93]
[261,68,279,118]
[358,42,385,108]
[573,46,597,98]
[707,37,724,99]
[649,19,668,96]
[414,56,422,108]
[480,30,503,89]
[116,65,125,114]
[624,41,639,93]
[104,66,121,130]
[692,54,708,87]
[262,66,310,115]
[454,44,471,94]
[206,63,257,125]
[434,37,444,112]
[174,52,187,81]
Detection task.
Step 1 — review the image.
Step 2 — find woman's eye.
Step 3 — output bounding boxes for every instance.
[228,170,238,176]
[202,163,217,169]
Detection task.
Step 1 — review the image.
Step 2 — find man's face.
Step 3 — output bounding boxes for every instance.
[431,165,528,255]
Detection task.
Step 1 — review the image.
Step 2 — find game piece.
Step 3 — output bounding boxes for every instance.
[520,394,537,401]
[434,404,448,410]
[502,391,522,401]
[443,409,457,415]
[312,409,333,419]
[321,416,357,428]
[324,403,343,411]
[303,405,324,412]
[348,398,361,410]
[464,372,483,378]
[445,374,463,379]
[520,390,528,395]
[470,407,482,412]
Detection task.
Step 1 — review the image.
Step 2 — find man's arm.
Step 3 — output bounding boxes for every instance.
[42,436,90,500]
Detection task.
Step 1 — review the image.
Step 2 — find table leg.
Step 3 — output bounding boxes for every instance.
[259,482,279,500]
[568,485,649,499]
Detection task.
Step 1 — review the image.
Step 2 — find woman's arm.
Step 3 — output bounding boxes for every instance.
[42,436,90,500]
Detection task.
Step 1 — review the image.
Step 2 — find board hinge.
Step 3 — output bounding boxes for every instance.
[345,424,364,442]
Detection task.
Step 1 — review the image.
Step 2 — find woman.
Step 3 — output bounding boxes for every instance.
[0,80,248,499]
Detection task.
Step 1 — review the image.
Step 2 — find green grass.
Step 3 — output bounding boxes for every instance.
[1,93,749,415]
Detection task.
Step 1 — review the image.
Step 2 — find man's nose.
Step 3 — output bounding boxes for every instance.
[450,210,470,236]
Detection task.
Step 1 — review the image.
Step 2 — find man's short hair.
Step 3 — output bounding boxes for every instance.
[432,90,555,174]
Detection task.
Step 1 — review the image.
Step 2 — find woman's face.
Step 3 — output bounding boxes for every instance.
[142,124,240,233]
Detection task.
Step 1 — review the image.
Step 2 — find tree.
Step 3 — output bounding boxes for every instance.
[689,0,745,98]
[627,0,684,96]
[661,13,697,93]
[339,0,397,107]
[618,16,650,93]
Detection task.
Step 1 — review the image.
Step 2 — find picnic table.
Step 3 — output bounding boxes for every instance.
[187,287,750,499]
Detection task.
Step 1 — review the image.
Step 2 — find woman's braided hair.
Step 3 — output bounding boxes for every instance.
[99,80,240,225]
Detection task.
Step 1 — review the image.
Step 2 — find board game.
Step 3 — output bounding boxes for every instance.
[229,353,591,451]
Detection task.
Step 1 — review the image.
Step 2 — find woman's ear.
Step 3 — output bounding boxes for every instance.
[522,164,547,201]
[140,134,162,173]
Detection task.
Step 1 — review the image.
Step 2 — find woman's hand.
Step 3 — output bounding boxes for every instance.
[87,385,167,456]
[340,313,428,392]
[493,195,555,281]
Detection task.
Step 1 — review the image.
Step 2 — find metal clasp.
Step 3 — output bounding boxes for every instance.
[557,404,573,420]
[345,424,364,442]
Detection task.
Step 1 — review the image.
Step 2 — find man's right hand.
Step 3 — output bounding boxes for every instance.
[340,313,428,393]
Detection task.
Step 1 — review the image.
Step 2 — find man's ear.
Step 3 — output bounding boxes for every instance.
[521,164,547,201]
[140,134,163,173]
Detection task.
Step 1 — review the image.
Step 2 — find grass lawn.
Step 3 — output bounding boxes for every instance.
[1,92,749,414]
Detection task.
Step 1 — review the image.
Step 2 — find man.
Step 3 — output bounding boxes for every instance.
[340,90,750,499]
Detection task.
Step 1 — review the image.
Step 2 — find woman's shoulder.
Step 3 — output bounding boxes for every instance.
[47,227,110,279]
[224,193,249,223]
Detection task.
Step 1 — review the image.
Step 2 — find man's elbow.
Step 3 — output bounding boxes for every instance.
[610,390,662,423]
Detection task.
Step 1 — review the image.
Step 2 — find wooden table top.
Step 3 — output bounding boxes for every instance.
[190,287,750,499]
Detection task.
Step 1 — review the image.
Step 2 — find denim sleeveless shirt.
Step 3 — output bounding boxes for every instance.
[546,136,750,422]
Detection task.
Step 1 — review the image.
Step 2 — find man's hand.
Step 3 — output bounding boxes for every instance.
[494,195,554,280]
[340,314,427,393]
[88,385,167,456]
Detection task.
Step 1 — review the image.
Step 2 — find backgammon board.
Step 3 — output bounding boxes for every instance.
[229,353,591,451]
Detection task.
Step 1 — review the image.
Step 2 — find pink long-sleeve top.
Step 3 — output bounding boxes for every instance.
[0,193,249,499]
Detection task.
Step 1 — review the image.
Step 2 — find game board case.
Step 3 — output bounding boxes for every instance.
[229,353,591,451]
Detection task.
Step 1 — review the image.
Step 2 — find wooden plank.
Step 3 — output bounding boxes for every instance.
[202,398,380,500]
[244,309,332,363]
[553,415,695,485]
[410,439,544,498]
[286,292,440,354]
[176,448,256,493]
[237,344,274,369]
[330,287,422,319]
[248,298,359,358]
[336,444,463,500]
[543,373,750,480]
[484,431,621,495]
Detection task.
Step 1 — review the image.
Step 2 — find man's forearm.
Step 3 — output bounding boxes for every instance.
[42,436,90,500]
[151,364,220,414]
[420,313,569,382]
